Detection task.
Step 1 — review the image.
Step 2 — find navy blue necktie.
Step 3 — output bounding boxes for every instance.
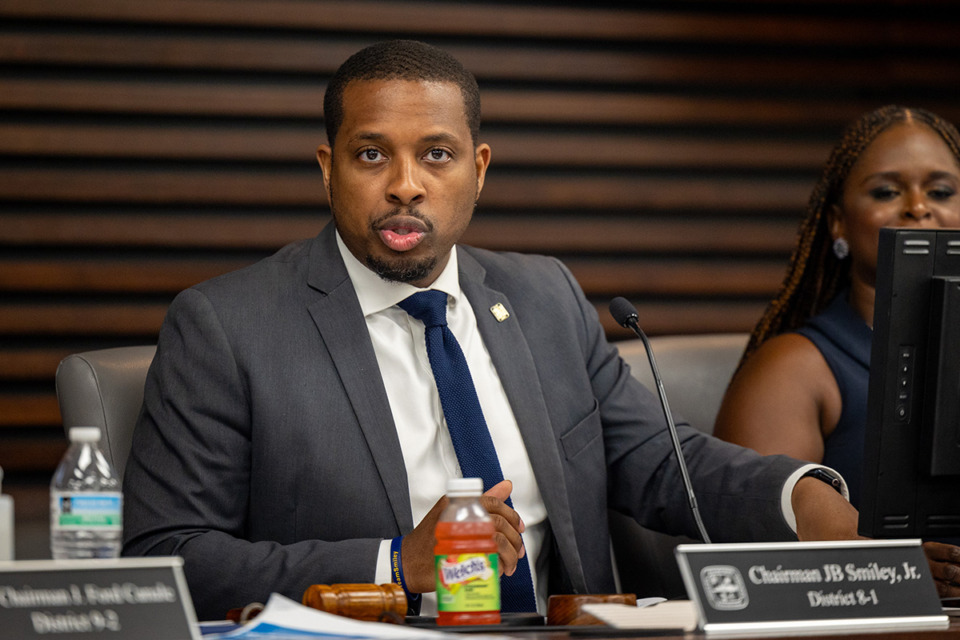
[399,290,537,613]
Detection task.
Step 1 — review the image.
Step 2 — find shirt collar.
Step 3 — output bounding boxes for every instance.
[335,230,462,317]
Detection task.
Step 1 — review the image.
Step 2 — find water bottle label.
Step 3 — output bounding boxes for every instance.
[435,553,499,612]
[51,492,122,531]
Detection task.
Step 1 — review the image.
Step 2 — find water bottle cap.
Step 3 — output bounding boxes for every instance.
[68,426,102,443]
[446,477,483,496]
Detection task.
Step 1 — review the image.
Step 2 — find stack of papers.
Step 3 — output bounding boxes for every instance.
[203,593,497,639]
[581,600,698,631]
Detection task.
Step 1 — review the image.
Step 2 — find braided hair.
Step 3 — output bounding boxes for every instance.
[737,105,960,370]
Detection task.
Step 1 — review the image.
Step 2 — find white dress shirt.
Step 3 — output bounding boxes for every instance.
[335,233,548,615]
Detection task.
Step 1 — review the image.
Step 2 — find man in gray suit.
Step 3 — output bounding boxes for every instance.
[122,40,858,620]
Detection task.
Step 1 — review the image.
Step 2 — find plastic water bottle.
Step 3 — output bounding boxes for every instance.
[0,464,14,561]
[434,477,500,626]
[50,427,122,559]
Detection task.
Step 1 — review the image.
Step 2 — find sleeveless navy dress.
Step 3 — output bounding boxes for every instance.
[794,293,871,507]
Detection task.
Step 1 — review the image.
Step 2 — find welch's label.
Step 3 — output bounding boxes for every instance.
[435,553,499,612]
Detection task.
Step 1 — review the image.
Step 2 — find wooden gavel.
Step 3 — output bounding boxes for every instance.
[302,583,408,623]
[226,583,407,625]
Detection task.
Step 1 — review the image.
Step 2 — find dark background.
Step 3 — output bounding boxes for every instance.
[2,0,959,558]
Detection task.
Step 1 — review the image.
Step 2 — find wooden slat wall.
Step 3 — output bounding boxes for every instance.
[2,0,960,483]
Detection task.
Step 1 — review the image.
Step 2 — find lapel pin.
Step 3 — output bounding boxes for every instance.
[489,303,510,322]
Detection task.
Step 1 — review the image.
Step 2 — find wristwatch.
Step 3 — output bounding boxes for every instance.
[801,468,842,494]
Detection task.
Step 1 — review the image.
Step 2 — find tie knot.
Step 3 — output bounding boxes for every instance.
[398,290,449,328]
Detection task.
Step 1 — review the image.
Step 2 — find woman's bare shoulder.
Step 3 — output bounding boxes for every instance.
[745,332,829,376]
[714,331,840,459]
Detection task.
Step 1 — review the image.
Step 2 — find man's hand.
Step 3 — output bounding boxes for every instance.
[922,541,960,598]
[791,476,862,541]
[793,479,960,598]
[400,480,526,594]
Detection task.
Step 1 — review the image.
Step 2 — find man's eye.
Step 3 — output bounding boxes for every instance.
[869,186,898,201]
[360,148,383,162]
[426,149,451,161]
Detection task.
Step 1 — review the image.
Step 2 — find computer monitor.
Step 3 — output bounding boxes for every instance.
[859,227,960,538]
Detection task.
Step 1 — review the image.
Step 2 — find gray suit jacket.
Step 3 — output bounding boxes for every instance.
[123,223,802,619]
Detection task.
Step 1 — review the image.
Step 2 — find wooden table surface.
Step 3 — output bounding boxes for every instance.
[483,618,960,639]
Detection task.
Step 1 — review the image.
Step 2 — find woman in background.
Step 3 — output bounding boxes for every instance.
[714,105,960,596]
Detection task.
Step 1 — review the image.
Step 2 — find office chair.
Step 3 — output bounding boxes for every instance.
[55,346,157,482]
[609,332,748,598]
[618,333,749,434]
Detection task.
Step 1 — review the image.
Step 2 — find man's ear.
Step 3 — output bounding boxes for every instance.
[316,144,333,200]
[474,143,492,196]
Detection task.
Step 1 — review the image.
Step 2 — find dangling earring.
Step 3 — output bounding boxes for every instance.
[832,237,850,260]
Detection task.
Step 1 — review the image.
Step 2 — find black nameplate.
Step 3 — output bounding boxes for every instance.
[676,539,947,636]
[0,557,199,640]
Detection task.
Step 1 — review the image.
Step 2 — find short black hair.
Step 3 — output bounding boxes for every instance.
[323,40,481,147]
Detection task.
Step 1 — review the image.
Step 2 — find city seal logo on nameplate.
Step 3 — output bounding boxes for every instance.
[0,557,200,640]
[675,539,947,637]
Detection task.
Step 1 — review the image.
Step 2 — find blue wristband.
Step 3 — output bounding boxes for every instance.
[390,536,421,614]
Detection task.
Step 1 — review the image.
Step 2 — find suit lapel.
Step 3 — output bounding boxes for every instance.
[304,225,413,532]
[459,250,586,590]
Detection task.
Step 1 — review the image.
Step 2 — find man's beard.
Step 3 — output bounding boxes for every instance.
[329,183,437,284]
[366,253,437,284]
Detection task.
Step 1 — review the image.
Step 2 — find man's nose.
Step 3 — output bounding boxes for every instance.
[386,157,426,206]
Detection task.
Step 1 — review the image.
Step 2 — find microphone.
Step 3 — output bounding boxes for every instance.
[609,296,712,544]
